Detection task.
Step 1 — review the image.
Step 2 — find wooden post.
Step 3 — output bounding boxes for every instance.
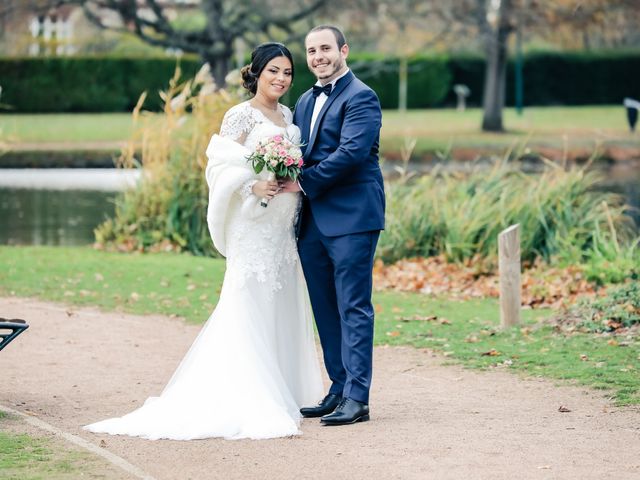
[498,224,521,328]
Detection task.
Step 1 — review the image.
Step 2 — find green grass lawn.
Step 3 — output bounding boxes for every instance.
[1,246,638,405]
[381,105,636,154]
[0,113,133,144]
[1,106,634,154]
[0,427,103,479]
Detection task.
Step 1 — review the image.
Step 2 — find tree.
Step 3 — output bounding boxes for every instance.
[347,0,453,111]
[446,0,640,131]
[480,0,513,132]
[71,0,327,86]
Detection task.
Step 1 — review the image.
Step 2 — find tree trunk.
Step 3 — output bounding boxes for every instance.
[398,56,408,112]
[482,0,512,132]
[204,53,231,89]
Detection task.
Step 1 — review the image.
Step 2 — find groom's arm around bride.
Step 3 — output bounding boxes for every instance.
[286,25,385,426]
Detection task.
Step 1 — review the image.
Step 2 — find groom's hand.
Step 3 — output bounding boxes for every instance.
[279,180,302,193]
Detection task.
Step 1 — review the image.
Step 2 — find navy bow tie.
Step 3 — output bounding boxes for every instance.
[312,84,333,98]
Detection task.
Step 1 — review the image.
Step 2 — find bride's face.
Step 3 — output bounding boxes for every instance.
[256,56,293,101]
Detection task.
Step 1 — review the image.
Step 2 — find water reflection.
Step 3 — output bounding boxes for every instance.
[0,189,115,245]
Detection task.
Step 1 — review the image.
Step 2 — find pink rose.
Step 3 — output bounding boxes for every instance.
[298,159,304,167]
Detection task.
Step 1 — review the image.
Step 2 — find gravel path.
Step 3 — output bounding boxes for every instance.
[1,296,639,480]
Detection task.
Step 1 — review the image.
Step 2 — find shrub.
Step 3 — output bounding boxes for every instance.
[94,65,237,255]
[378,157,640,277]
[0,56,202,112]
[4,51,637,112]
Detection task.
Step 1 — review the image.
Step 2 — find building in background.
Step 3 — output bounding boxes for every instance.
[0,1,200,57]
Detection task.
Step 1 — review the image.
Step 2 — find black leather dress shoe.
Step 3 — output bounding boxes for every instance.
[320,398,369,425]
[300,393,342,418]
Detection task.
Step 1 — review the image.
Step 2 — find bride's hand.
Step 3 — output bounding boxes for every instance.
[252,180,280,200]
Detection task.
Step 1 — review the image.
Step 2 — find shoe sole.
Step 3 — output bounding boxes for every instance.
[301,412,329,418]
[320,414,370,426]
[300,409,338,418]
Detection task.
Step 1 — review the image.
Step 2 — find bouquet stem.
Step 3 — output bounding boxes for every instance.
[260,172,276,208]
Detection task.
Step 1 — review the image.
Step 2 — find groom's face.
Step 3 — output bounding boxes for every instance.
[305,29,349,85]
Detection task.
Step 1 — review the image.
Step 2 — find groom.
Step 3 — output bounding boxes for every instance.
[284,25,385,425]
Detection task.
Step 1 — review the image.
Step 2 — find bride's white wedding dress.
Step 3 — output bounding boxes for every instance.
[84,101,324,440]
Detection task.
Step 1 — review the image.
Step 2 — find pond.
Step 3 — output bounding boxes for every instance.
[0,188,116,246]
[0,169,139,246]
[0,163,638,246]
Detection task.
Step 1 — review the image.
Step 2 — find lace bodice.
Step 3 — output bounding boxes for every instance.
[218,101,302,296]
[220,101,300,150]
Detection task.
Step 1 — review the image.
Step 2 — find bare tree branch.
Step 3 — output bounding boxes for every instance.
[64,0,329,85]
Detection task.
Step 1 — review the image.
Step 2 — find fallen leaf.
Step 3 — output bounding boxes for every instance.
[580,354,588,361]
[481,349,501,356]
[386,331,400,337]
[558,406,572,413]
[399,315,437,322]
[372,257,600,307]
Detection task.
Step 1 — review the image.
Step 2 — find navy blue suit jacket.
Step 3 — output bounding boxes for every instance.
[293,70,385,237]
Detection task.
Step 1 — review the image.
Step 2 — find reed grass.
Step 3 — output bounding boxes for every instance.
[94,64,238,255]
[378,155,639,282]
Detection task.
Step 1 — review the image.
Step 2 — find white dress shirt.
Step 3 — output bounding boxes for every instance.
[309,69,350,134]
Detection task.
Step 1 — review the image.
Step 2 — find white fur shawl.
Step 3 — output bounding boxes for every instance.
[205,134,265,257]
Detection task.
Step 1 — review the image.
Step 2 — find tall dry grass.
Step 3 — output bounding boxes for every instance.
[378,156,639,282]
[95,64,239,255]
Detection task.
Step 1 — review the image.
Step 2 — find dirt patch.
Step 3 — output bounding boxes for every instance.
[1,296,639,480]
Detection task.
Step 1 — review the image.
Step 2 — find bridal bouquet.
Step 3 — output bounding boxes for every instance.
[247,135,304,207]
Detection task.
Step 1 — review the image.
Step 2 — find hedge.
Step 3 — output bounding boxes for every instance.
[1,51,639,112]
[0,56,202,112]
[444,51,640,107]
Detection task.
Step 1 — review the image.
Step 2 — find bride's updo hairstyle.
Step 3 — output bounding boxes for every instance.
[240,42,295,95]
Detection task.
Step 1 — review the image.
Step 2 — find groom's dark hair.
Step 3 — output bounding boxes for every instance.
[308,25,347,49]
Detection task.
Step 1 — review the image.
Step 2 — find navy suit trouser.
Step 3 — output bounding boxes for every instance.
[298,209,379,404]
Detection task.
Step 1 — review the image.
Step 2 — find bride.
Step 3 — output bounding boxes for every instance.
[84,42,324,440]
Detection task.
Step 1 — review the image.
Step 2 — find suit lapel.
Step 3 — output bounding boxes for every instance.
[301,93,314,155]
[305,71,355,156]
